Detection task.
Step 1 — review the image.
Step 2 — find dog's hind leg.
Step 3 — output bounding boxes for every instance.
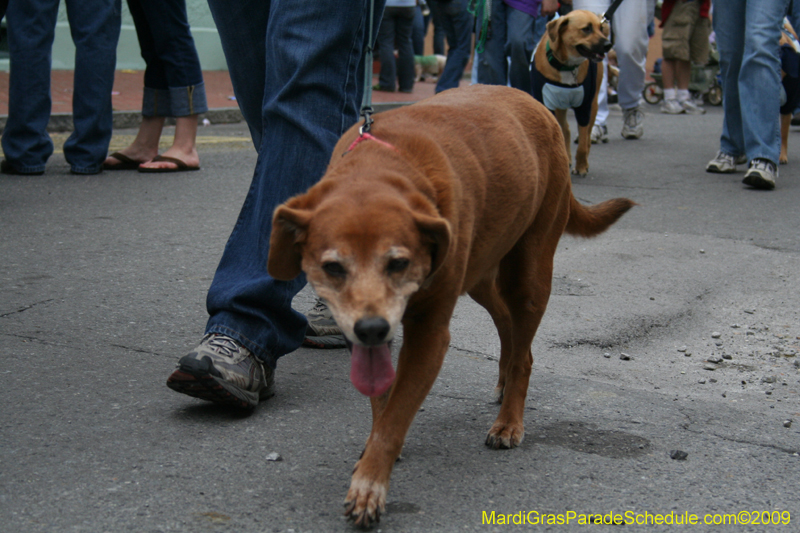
[468,272,513,404]
[484,225,563,450]
[781,113,791,164]
[554,109,572,170]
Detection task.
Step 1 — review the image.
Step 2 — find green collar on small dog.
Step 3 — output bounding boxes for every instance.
[546,41,579,72]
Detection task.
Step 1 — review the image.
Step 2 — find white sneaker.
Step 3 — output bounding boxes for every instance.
[621,107,644,139]
[742,158,777,190]
[661,99,684,114]
[590,123,608,144]
[706,151,747,174]
[680,99,706,115]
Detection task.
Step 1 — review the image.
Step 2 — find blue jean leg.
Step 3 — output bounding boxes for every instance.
[127,0,208,117]
[477,3,540,93]
[206,0,268,150]
[476,0,511,86]
[3,0,60,173]
[715,0,788,162]
[63,0,121,174]
[506,6,539,93]
[377,6,416,92]
[431,0,473,92]
[204,0,385,367]
[2,0,119,174]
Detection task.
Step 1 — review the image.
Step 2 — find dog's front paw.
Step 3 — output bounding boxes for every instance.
[485,420,525,449]
[780,154,788,165]
[572,166,588,177]
[344,475,387,528]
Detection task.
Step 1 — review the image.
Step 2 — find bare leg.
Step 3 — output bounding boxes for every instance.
[103,115,166,167]
[139,115,201,170]
[675,60,691,91]
[662,58,676,90]
[780,113,790,164]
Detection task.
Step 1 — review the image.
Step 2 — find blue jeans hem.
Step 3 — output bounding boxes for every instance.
[4,161,47,174]
[206,323,278,369]
[143,83,209,117]
[70,165,104,175]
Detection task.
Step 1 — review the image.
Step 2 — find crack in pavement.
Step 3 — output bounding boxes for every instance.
[0,299,55,318]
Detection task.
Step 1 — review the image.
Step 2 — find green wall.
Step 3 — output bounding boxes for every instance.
[3,0,226,72]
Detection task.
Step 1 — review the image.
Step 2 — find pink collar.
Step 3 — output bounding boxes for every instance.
[345,132,397,154]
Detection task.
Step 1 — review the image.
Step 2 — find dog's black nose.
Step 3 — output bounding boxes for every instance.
[603,41,612,53]
[354,317,391,346]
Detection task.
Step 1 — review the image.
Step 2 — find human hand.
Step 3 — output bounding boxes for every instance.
[542,0,560,15]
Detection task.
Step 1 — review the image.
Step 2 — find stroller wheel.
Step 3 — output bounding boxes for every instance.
[643,81,663,105]
[707,84,723,106]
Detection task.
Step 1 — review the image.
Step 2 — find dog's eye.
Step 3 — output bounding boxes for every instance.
[582,25,593,34]
[387,258,410,274]
[323,261,347,278]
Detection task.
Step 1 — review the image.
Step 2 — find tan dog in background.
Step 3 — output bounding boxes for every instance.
[268,85,634,527]
[531,10,611,176]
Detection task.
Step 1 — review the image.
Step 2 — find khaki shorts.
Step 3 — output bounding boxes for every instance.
[662,0,710,64]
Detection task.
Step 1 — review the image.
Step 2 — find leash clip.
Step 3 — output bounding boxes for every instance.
[359,107,374,135]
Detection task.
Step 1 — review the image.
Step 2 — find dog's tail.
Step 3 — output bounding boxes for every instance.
[565,196,636,238]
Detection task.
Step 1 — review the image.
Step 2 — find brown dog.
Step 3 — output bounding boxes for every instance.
[531,10,611,176]
[268,85,634,527]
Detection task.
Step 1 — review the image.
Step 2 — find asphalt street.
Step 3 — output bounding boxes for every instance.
[1,100,799,533]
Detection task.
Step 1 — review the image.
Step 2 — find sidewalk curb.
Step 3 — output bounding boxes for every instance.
[0,103,410,134]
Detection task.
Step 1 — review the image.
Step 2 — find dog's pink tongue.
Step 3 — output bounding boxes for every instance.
[350,343,395,397]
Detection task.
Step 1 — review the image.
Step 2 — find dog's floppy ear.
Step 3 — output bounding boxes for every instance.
[414,212,451,288]
[600,19,610,38]
[268,204,312,281]
[546,16,568,46]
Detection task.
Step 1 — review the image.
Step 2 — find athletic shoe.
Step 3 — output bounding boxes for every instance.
[621,106,644,139]
[660,99,684,114]
[590,123,608,144]
[705,151,747,174]
[303,298,347,348]
[742,158,777,190]
[680,99,706,115]
[166,333,274,408]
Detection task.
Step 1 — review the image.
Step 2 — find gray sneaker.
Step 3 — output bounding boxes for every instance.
[303,298,347,348]
[742,158,777,190]
[680,99,706,115]
[166,333,274,408]
[590,123,608,144]
[706,151,747,174]
[660,99,684,114]
[621,106,644,139]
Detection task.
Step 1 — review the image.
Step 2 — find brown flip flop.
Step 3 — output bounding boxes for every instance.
[103,152,144,171]
[138,155,200,173]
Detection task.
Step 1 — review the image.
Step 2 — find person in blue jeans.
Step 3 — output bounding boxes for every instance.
[476,0,556,94]
[166,0,386,409]
[103,0,208,172]
[375,0,416,93]
[428,0,473,93]
[705,0,791,190]
[1,0,120,175]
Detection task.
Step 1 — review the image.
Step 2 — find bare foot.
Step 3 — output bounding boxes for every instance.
[138,147,200,171]
[103,149,155,169]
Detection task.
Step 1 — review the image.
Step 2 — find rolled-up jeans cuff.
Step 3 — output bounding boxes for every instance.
[142,83,209,117]
[170,83,209,116]
[142,87,171,117]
